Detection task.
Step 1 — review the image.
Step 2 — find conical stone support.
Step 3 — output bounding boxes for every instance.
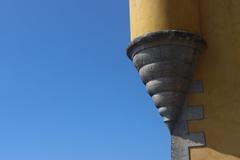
[127,30,206,132]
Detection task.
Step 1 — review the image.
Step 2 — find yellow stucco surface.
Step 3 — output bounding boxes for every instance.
[129,0,240,159]
[129,0,201,40]
[189,1,240,159]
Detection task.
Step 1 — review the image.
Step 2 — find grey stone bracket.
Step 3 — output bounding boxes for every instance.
[171,80,205,160]
[127,30,207,132]
[126,30,207,160]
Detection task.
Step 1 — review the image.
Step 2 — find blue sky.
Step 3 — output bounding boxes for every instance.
[0,0,170,159]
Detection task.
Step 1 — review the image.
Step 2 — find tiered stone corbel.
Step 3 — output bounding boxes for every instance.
[127,30,206,159]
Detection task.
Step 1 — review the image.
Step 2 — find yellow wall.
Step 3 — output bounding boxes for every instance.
[129,0,240,159]
[189,1,240,159]
[129,0,201,40]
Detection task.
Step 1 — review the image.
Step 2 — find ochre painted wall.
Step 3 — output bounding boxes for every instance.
[189,1,240,159]
[129,0,201,40]
[129,0,240,159]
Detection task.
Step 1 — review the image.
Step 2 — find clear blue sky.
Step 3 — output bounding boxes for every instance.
[0,0,170,159]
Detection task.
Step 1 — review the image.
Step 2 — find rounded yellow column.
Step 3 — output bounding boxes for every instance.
[129,0,201,40]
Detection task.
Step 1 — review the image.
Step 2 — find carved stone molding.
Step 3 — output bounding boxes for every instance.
[127,30,207,160]
[127,30,206,132]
